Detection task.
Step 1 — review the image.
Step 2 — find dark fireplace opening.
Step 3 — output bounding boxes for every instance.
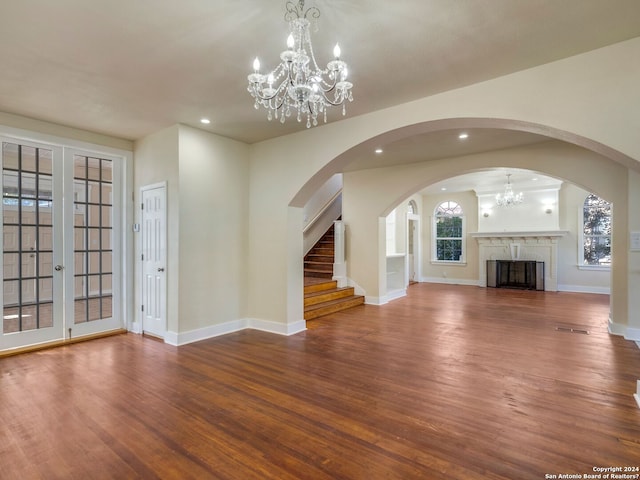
[487,260,544,290]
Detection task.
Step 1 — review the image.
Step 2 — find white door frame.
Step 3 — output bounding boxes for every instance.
[140,182,167,339]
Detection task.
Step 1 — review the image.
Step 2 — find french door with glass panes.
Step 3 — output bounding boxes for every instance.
[1,138,122,351]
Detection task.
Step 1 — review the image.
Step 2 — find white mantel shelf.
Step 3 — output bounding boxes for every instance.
[470,231,569,238]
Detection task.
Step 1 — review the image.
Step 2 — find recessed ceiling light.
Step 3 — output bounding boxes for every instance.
[200,118,211,124]
[375,148,383,154]
[458,133,469,140]
[441,187,447,191]
[532,177,538,181]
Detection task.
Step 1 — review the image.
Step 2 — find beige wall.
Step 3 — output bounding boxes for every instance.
[628,170,640,339]
[177,125,249,332]
[133,125,250,336]
[133,125,180,333]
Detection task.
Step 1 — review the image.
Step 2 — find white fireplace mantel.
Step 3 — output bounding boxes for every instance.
[471,231,568,291]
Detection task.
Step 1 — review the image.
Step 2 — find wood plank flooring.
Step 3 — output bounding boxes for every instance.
[2,284,640,479]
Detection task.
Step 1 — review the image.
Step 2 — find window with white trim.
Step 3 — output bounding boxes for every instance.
[434,201,464,262]
[581,194,611,267]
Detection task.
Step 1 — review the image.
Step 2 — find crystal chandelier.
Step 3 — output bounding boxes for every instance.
[495,174,524,207]
[247,0,353,128]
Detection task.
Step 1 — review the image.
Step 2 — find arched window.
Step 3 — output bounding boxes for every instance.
[434,201,464,262]
[581,194,611,266]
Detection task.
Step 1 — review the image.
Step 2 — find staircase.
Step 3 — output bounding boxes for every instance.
[304,224,364,320]
[304,224,336,278]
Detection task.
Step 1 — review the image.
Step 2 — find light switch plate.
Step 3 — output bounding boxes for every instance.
[631,231,640,251]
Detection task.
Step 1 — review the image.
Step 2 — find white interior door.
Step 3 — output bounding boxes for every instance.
[141,183,166,338]
[1,139,64,350]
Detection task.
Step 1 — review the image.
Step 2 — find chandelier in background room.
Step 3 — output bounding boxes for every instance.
[495,174,524,207]
[247,0,353,128]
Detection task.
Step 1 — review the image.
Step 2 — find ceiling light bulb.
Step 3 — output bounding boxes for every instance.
[459,133,469,140]
[200,118,211,124]
[253,58,260,72]
[375,148,383,154]
[287,34,295,49]
[333,43,341,59]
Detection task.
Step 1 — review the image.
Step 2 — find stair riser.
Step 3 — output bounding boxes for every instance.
[304,281,338,294]
[304,263,333,272]
[305,288,356,307]
[304,271,333,279]
[309,248,334,256]
[304,297,365,320]
[304,255,334,262]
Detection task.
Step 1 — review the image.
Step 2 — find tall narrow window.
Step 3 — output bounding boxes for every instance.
[582,194,611,266]
[434,201,464,262]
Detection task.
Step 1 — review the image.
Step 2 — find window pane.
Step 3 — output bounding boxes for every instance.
[3,142,19,170]
[88,298,101,321]
[584,236,611,266]
[38,252,53,277]
[436,216,462,237]
[75,299,87,324]
[583,194,612,265]
[21,146,37,173]
[437,240,462,261]
[39,278,53,302]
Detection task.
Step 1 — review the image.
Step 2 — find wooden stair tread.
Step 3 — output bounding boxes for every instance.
[304,295,365,320]
[304,287,356,307]
[304,279,337,293]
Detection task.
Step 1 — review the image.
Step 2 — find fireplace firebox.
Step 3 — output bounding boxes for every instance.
[486,260,544,290]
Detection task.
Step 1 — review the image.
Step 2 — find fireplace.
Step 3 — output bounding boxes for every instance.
[471,231,567,292]
[487,260,544,290]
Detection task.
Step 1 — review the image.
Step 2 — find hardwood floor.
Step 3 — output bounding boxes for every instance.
[2,284,640,479]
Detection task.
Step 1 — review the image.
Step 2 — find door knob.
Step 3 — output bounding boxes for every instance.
[157,267,165,272]
[54,265,63,271]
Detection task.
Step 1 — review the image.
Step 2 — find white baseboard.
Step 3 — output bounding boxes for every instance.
[608,318,626,337]
[608,318,640,342]
[421,277,480,287]
[163,318,306,347]
[248,318,307,336]
[364,296,386,306]
[365,288,407,305]
[625,327,640,342]
[557,284,610,295]
[129,321,142,334]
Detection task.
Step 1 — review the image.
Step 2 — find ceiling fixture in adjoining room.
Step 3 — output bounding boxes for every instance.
[495,173,524,207]
[247,0,353,128]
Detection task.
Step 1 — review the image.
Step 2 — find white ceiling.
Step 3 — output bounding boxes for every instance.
[1,0,639,147]
[0,1,638,192]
